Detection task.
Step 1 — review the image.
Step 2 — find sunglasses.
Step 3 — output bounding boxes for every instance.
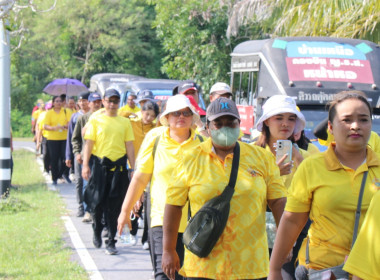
[170,111,193,117]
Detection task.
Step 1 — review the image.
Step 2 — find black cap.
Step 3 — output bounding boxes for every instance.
[104,88,120,99]
[78,92,90,100]
[136,90,154,103]
[206,97,240,122]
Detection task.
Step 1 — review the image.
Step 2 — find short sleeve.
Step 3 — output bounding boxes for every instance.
[166,159,189,207]
[84,118,97,142]
[285,160,313,212]
[123,118,135,142]
[135,132,156,174]
[264,151,287,200]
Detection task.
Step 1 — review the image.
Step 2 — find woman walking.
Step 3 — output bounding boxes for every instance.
[43,96,72,185]
[269,91,380,280]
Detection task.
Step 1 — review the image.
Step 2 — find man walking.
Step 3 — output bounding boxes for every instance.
[71,92,102,222]
[82,88,135,255]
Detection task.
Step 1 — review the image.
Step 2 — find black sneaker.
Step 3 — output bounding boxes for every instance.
[62,174,72,184]
[105,242,118,255]
[93,231,102,248]
[52,180,57,186]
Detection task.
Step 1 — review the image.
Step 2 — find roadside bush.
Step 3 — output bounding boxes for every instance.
[11,109,32,137]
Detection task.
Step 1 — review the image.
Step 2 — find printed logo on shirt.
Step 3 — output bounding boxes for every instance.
[247,167,258,177]
[371,178,380,191]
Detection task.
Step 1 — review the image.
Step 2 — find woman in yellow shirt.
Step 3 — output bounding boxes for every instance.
[254,95,309,279]
[43,96,72,185]
[117,95,203,280]
[269,91,380,280]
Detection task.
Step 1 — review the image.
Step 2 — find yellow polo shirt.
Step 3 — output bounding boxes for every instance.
[286,143,380,270]
[136,127,202,232]
[343,190,380,279]
[43,108,72,140]
[166,139,286,279]
[84,114,134,161]
[118,104,140,115]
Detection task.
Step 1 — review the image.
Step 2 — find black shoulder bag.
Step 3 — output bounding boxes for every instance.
[182,142,240,258]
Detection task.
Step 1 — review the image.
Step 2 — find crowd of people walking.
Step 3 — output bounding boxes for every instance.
[32,84,379,280]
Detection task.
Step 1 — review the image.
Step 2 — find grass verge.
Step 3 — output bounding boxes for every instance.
[0,150,88,280]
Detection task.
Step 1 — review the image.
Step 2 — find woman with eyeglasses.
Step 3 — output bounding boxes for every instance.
[118,94,204,280]
[43,96,72,185]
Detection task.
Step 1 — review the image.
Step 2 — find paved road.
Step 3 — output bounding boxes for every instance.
[14,141,153,280]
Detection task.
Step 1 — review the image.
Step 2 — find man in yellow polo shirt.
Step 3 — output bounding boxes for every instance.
[82,88,135,255]
[162,98,287,280]
[118,92,140,117]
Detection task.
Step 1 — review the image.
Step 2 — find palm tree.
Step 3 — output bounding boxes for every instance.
[227,0,380,43]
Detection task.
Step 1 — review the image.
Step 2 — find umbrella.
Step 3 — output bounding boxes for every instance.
[43,78,88,96]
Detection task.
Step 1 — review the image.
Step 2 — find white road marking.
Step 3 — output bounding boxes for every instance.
[62,216,103,280]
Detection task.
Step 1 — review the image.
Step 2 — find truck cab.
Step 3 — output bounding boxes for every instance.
[230,37,380,142]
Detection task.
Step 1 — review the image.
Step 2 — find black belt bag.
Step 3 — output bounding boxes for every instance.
[182,143,240,258]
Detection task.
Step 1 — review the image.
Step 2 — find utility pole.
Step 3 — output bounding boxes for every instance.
[0,19,11,198]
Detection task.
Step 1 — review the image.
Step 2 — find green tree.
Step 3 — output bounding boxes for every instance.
[153,0,270,96]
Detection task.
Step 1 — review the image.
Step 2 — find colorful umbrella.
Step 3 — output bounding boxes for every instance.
[43,78,88,96]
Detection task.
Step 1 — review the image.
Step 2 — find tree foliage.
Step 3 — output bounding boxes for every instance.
[10,0,165,116]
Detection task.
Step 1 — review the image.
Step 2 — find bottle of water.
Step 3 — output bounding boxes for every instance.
[120,225,131,244]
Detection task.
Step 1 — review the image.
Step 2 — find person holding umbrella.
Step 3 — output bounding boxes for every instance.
[43,96,73,185]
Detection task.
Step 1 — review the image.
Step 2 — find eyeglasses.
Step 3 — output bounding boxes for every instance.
[170,110,193,117]
[105,99,120,104]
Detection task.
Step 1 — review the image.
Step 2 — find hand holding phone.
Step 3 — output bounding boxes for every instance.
[276,140,293,175]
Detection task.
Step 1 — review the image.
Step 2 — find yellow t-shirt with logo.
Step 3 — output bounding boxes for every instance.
[43,108,72,140]
[84,114,134,161]
[343,190,380,280]
[136,127,202,232]
[166,139,286,279]
[285,143,380,270]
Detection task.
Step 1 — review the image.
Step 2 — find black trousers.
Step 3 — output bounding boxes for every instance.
[42,137,50,173]
[150,226,184,280]
[47,139,68,181]
[92,169,129,244]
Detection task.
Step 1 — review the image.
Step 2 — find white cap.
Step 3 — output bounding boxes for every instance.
[159,95,200,126]
[210,82,232,96]
[256,95,306,134]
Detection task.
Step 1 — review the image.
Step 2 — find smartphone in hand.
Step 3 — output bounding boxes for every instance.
[276,140,292,164]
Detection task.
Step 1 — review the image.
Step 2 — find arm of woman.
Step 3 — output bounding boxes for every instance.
[162,204,183,280]
[117,171,151,235]
[268,211,309,280]
[267,197,286,227]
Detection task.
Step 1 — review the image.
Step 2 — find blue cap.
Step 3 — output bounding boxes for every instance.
[88,92,102,102]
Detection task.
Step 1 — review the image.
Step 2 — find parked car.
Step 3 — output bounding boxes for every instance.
[89,73,145,96]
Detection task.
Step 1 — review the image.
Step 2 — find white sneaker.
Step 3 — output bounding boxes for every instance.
[142,241,149,250]
[130,234,137,246]
[138,218,144,229]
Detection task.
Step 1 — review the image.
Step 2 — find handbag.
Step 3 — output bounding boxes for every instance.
[182,142,240,258]
[306,171,368,280]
